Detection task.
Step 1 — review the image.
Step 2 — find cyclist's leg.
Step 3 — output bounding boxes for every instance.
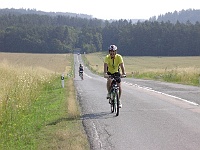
[117,82,122,99]
[106,72,112,96]
[107,78,112,92]
[117,81,122,108]
[115,72,121,99]
[106,78,112,99]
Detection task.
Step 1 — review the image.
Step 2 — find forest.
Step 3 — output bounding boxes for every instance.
[0,8,200,56]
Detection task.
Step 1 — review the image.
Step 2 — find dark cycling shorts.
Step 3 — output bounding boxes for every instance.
[107,72,121,83]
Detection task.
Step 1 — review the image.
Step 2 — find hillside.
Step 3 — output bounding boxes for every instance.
[149,9,200,24]
[0,8,92,19]
[0,8,144,23]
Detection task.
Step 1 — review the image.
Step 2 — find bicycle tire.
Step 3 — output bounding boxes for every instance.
[112,91,118,116]
[111,100,114,113]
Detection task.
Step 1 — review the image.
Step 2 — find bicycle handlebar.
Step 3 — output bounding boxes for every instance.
[110,74,126,78]
[104,74,126,79]
[121,74,126,78]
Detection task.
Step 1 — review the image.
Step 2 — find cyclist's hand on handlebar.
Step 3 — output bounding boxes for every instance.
[121,73,126,78]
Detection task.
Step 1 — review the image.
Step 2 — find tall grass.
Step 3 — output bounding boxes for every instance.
[0,61,55,149]
[135,67,200,85]
[0,54,89,150]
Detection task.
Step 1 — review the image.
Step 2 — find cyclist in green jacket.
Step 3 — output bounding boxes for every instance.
[104,44,126,108]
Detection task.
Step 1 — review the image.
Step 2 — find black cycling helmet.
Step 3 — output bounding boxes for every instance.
[108,45,117,51]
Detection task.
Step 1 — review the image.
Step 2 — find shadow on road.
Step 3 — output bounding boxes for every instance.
[46,112,115,126]
[81,111,115,120]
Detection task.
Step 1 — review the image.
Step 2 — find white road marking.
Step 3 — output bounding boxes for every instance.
[76,86,103,149]
[77,55,79,63]
[84,73,92,78]
[123,81,198,106]
[92,122,103,149]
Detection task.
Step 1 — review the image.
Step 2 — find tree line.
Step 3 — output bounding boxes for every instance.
[0,9,200,56]
[150,9,200,24]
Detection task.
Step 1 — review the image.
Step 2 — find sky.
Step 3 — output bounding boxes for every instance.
[0,0,200,20]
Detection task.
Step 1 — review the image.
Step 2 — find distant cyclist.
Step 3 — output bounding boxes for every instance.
[104,44,126,108]
[79,64,84,77]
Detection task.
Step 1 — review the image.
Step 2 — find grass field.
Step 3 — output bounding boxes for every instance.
[83,52,200,86]
[0,52,71,73]
[0,52,89,150]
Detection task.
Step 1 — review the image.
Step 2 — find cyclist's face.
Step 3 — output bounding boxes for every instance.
[109,50,116,58]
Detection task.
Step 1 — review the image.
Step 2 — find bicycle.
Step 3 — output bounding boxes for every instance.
[108,74,126,116]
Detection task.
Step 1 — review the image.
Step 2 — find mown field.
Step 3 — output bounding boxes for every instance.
[0,52,89,150]
[83,52,200,86]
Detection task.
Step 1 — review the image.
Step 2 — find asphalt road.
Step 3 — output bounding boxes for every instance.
[74,54,200,150]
